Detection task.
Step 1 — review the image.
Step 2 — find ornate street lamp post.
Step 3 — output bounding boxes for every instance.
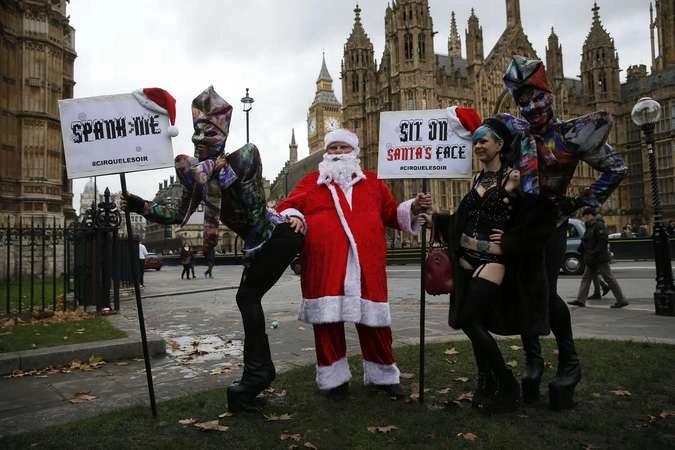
[240,88,254,144]
[631,97,674,316]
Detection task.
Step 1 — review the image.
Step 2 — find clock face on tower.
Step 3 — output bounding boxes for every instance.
[324,116,339,131]
[308,117,316,136]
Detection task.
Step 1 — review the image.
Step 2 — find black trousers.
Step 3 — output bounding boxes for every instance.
[522,221,574,352]
[235,222,303,357]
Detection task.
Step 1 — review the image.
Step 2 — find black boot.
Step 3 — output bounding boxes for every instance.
[483,369,520,414]
[520,335,544,404]
[227,334,276,413]
[472,371,496,411]
[548,336,581,411]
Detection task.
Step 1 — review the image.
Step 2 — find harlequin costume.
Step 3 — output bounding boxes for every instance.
[276,129,421,394]
[125,86,303,413]
[496,56,627,410]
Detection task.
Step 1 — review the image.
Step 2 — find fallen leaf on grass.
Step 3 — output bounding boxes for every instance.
[178,418,196,425]
[640,415,658,425]
[455,392,473,402]
[280,432,302,441]
[69,392,96,403]
[218,412,234,418]
[194,420,228,432]
[611,389,631,397]
[444,347,459,356]
[660,410,675,419]
[506,360,518,368]
[303,442,318,449]
[437,388,450,395]
[399,372,415,380]
[116,361,129,366]
[509,345,521,350]
[544,361,553,369]
[457,432,478,441]
[367,425,398,433]
[407,383,420,402]
[265,413,292,421]
[454,377,469,383]
[298,326,306,331]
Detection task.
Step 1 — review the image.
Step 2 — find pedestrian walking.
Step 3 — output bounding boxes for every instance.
[568,208,628,308]
[204,245,215,278]
[138,239,148,288]
[180,242,192,280]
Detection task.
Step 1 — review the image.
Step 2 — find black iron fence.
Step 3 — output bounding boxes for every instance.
[1,188,138,319]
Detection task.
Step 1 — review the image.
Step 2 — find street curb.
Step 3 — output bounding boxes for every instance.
[0,336,166,376]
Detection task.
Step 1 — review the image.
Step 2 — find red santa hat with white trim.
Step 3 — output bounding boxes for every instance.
[446,106,481,140]
[132,87,179,137]
[324,128,360,155]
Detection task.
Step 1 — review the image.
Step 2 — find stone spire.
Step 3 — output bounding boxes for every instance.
[448,11,461,59]
[466,8,484,70]
[546,27,564,84]
[317,52,332,83]
[289,128,297,163]
[506,0,522,28]
[581,2,621,104]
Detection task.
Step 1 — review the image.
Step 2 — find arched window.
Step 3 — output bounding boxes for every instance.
[418,32,426,59]
[404,33,413,60]
[407,92,414,110]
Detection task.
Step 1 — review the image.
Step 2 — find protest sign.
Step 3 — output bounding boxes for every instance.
[378,108,473,179]
[58,93,175,179]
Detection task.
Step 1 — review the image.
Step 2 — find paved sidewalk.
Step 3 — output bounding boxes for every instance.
[1,264,673,437]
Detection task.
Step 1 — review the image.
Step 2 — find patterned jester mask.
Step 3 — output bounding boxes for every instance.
[191,86,233,161]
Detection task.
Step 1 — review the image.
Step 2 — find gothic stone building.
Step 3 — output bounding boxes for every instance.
[271,0,675,239]
[0,0,76,225]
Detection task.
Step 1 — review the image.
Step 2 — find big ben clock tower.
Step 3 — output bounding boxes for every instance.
[307,54,342,154]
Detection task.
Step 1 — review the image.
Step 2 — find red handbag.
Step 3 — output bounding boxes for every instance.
[424,224,454,295]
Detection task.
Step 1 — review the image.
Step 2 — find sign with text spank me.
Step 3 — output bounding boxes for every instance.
[378,109,472,179]
[58,94,175,179]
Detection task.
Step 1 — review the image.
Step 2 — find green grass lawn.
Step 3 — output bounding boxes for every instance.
[0,276,68,315]
[0,317,127,353]
[1,339,674,449]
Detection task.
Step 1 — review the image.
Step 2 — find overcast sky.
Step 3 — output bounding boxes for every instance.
[68,0,651,209]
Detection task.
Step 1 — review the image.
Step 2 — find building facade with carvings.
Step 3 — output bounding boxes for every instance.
[271,0,675,237]
[0,0,76,226]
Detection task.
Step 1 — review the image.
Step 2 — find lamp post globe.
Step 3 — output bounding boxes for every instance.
[631,97,674,316]
[240,88,254,144]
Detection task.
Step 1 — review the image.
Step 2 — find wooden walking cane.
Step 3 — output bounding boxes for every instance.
[418,178,430,403]
[120,173,158,417]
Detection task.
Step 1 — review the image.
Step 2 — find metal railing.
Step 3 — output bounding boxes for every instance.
[1,188,138,318]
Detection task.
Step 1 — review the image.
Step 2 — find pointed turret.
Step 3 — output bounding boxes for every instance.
[466,8,484,79]
[505,0,522,28]
[580,2,621,105]
[289,129,298,163]
[448,11,461,59]
[546,27,564,85]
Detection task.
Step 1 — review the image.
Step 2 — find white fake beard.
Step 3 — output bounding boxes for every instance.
[318,152,364,188]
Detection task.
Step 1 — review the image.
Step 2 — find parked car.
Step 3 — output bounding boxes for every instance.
[562,218,586,275]
[144,253,163,271]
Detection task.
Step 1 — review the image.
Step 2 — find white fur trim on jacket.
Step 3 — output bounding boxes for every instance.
[363,360,400,386]
[279,208,307,234]
[298,295,391,327]
[316,357,352,390]
[397,198,421,235]
[326,183,362,299]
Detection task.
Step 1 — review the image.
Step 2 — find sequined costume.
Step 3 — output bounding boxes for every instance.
[125,86,303,413]
[499,55,627,411]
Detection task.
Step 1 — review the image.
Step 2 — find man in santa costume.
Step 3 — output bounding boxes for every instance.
[277,128,431,400]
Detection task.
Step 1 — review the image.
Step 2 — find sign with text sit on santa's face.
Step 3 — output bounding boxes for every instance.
[378,108,474,180]
[58,93,176,179]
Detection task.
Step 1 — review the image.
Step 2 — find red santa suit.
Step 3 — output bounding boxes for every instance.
[277,168,420,390]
